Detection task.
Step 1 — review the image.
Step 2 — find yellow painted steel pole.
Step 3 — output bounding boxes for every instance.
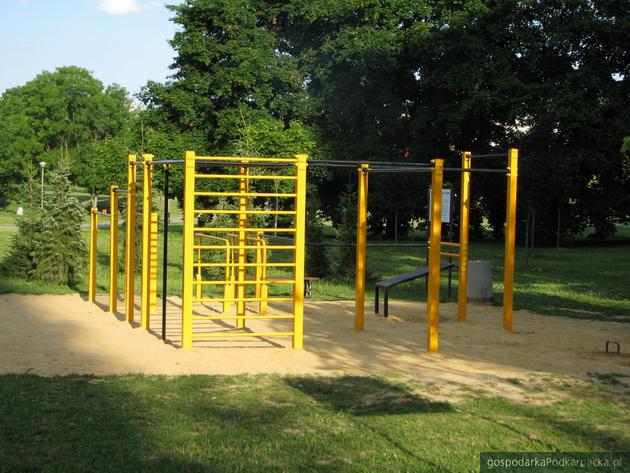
[503,148,519,331]
[196,235,202,301]
[125,154,137,323]
[141,153,154,330]
[236,166,249,329]
[427,159,444,352]
[255,235,263,314]
[223,238,232,314]
[108,186,119,312]
[88,206,98,302]
[149,212,158,313]
[354,164,369,331]
[181,150,196,348]
[457,152,471,321]
[293,154,308,349]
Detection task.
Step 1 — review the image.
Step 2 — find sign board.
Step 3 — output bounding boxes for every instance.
[428,188,452,223]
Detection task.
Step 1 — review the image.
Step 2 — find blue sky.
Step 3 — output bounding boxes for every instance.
[0,0,179,97]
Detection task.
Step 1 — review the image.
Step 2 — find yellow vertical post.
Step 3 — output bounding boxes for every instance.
[503,148,519,331]
[255,235,263,314]
[293,154,308,349]
[88,206,98,302]
[236,166,249,329]
[223,239,232,314]
[125,155,137,323]
[457,152,471,321]
[182,151,196,349]
[141,153,154,330]
[427,159,444,352]
[196,235,202,301]
[354,164,369,330]
[259,236,269,314]
[149,212,158,312]
[108,186,119,312]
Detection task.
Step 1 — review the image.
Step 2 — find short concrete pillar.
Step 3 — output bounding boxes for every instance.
[467,260,493,302]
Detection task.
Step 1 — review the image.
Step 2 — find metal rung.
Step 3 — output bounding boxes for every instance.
[441,242,460,248]
[195,209,296,215]
[194,297,293,303]
[194,192,297,198]
[193,315,295,321]
[194,262,295,268]
[194,279,294,285]
[193,245,295,250]
[195,156,298,164]
[194,227,296,233]
[195,174,297,181]
[192,332,294,338]
[440,252,460,258]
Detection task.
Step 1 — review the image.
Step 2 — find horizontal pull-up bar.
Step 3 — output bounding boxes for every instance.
[469,152,506,159]
[367,168,433,174]
[309,159,433,168]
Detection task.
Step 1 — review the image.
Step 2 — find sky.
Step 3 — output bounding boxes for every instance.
[0,0,180,97]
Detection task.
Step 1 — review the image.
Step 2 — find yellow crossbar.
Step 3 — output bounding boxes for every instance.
[193,262,295,268]
[195,209,296,215]
[195,174,297,181]
[194,191,296,198]
[194,227,296,233]
[193,279,294,285]
[192,332,294,338]
[194,156,298,163]
[193,315,294,321]
[193,297,293,303]
[440,252,460,258]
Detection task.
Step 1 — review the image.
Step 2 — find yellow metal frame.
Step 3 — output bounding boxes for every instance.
[427,159,444,352]
[140,154,154,330]
[503,148,518,331]
[457,152,471,321]
[109,186,119,312]
[354,164,369,330]
[181,152,307,349]
[88,207,98,302]
[124,155,138,323]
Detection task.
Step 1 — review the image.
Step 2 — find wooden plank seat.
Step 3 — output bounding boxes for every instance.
[375,263,454,317]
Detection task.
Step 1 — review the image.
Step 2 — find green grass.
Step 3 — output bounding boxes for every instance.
[0,374,628,472]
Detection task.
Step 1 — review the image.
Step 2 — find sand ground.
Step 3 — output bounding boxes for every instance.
[1,293,628,400]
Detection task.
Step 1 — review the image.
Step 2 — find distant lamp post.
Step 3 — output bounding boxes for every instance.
[39,161,46,209]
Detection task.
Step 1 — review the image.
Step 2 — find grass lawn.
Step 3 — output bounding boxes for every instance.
[1,373,629,472]
[0,221,629,321]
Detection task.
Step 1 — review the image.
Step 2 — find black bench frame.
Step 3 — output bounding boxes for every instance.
[375,263,454,317]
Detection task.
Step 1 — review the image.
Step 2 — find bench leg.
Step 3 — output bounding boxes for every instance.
[375,287,379,314]
[304,280,312,299]
[384,289,389,318]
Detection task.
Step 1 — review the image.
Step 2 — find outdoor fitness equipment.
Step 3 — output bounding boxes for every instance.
[88,148,518,353]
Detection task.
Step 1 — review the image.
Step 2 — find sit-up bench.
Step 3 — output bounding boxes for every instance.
[375,263,454,317]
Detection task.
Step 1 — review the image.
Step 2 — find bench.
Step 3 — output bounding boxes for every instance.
[375,263,454,317]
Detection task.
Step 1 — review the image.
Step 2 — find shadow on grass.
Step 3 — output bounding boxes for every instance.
[286,375,452,416]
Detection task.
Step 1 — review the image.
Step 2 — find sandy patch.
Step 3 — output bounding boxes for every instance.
[0,293,628,401]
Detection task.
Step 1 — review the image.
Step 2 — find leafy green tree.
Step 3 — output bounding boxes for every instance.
[0,66,132,205]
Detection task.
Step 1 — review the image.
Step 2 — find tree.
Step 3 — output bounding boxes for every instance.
[0,66,132,204]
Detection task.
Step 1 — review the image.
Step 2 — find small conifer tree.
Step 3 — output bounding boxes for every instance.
[32,158,86,284]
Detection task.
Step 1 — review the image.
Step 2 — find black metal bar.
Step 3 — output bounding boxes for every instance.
[161,165,170,341]
[310,159,433,168]
[444,167,508,174]
[367,168,433,174]
[470,153,506,159]
[152,159,184,165]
